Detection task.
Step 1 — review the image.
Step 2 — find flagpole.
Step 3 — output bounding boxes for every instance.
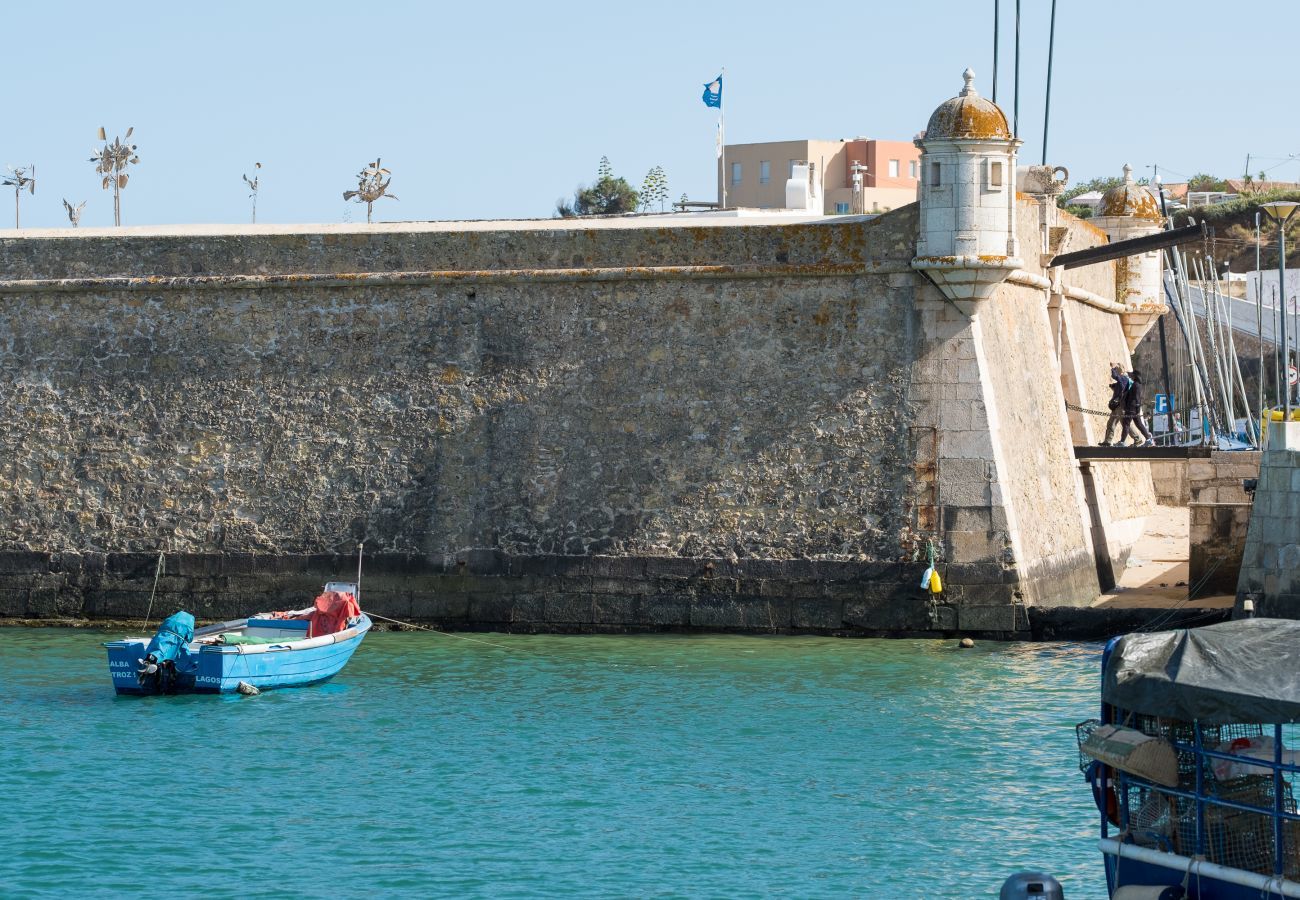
[720,111,726,208]
[720,67,726,208]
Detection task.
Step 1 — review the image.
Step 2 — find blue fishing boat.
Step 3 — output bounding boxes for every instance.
[1077,619,1300,898]
[105,580,371,695]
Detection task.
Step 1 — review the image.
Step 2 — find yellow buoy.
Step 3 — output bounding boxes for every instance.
[928,569,943,594]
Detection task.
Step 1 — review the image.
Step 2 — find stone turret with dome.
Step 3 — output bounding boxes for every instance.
[911,68,1023,313]
[1096,164,1163,222]
[1092,164,1169,350]
[922,69,1013,141]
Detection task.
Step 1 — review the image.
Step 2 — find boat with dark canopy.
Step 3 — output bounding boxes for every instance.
[1077,618,1300,898]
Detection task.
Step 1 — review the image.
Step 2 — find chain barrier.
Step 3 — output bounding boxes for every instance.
[1065,401,1121,418]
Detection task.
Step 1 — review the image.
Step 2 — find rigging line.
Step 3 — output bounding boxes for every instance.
[1041,0,1057,166]
[364,610,536,653]
[1141,558,1226,633]
[1163,606,1236,628]
[140,550,165,632]
[1013,0,1020,136]
[992,0,999,103]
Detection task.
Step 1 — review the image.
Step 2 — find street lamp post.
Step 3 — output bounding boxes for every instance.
[850,161,868,215]
[1261,201,1299,421]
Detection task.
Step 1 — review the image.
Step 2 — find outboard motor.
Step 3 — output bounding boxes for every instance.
[138,611,196,694]
[1000,872,1064,900]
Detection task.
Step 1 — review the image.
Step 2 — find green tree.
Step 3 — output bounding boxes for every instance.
[1057,173,1154,218]
[555,157,639,217]
[1059,175,1121,206]
[1187,172,1229,192]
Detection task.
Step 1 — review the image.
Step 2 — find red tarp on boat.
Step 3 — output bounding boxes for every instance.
[307,591,361,637]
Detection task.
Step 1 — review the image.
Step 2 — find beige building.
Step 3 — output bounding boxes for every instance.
[720,138,920,213]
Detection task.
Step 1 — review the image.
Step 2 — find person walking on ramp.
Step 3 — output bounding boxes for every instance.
[1121,370,1153,447]
[1100,364,1131,446]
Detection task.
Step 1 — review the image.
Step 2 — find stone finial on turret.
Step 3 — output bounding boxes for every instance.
[961,67,976,96]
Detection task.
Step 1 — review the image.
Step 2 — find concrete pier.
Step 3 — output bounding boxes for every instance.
[1237,422,1300,616]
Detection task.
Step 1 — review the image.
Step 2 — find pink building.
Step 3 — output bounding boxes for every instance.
[722,137,921,213]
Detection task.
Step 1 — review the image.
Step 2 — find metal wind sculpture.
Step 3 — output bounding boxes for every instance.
[90,127,139,226]
[343,158,397,223]
[3,164,35,228]
[243,162,261,223]
[62,198,86,227]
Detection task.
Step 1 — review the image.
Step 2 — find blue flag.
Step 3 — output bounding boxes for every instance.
[702,74,722,108]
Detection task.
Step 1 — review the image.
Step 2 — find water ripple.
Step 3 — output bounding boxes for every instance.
[0,630,1107,898]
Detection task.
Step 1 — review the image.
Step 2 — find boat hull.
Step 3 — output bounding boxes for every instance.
[105,614,371,695]
[1103,838,1300,899]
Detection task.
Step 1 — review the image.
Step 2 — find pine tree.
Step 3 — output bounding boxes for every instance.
[556,156,639,217]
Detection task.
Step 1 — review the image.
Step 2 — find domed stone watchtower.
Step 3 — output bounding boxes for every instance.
[1091,164,1168,351]
[911,68,1023,312]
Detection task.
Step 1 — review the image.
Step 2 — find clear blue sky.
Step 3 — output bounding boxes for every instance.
[5,0,1297,228]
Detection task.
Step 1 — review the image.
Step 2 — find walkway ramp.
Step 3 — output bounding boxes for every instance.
[1075,445,1195,461]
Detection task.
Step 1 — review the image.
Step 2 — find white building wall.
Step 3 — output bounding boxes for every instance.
[1246,270,1300,308]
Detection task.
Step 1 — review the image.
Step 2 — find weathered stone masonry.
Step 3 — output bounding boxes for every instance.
[0,217,936,628]
[0,74,1174,634]
[0,199,1154,634]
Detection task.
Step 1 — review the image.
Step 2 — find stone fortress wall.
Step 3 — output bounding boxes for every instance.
[0,197,1155,634]
[0,71,1165,634]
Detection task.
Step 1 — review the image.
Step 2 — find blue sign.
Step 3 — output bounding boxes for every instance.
[1154,393,1173,414]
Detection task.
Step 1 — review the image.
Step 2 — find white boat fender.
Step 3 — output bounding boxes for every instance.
[236,681,261,696]
[1113,886,1185,900]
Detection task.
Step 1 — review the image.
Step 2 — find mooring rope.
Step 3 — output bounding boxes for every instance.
[1139,558,1226,633]
[363,610,531,654]
[139,550,165,632]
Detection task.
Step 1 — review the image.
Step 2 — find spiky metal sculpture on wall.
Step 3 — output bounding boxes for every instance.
[343,158,397,224]
[63,199,86,227]
[243,162,262,224]
[3,164,35,228]
[90,127,139,226]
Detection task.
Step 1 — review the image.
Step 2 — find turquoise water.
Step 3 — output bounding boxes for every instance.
[1,630,1107,898]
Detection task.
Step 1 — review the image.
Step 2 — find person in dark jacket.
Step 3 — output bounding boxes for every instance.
[1121,370,1153,446]
[1100,364,1131,445]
